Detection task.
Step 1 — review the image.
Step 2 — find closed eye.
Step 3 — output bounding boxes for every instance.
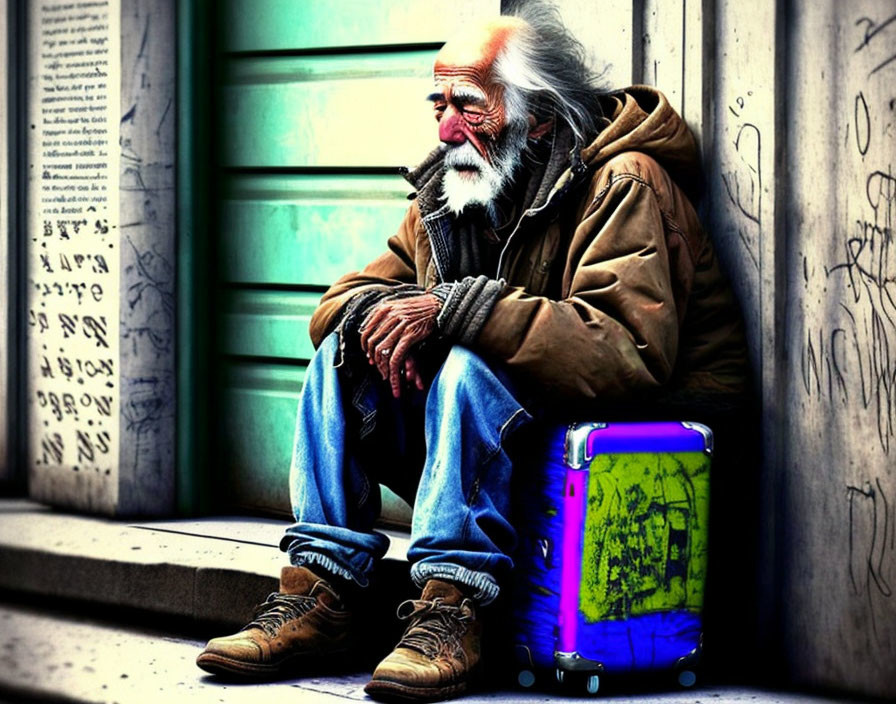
[461,106,484,124]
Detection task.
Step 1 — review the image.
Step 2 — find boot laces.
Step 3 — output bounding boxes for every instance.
[243,592,317,637]
[396,597,474,658]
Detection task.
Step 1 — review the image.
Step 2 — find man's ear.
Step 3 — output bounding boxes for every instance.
[528,115,553,139]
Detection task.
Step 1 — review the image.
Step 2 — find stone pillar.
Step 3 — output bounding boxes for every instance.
[25,0,175,516]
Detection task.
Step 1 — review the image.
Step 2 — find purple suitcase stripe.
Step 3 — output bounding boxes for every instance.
[559,468,588,653]
[586,422,707,456]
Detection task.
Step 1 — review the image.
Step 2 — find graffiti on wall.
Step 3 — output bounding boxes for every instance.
[847,478,894,645]
[798,10,896,652]
[721,92,762,272]
[801,11,896,456]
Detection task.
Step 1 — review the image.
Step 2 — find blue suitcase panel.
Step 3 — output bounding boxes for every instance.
[574,610,702,670]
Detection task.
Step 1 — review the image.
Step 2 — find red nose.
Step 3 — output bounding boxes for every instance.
[438,109,466,145]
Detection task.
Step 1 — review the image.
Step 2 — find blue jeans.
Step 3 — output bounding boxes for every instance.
[280,333,532,604]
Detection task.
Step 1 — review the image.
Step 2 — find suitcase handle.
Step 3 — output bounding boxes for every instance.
[563,422,606,468]
[565,422,713,467]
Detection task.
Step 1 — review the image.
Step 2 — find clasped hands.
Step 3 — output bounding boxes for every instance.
[359,293,441,398]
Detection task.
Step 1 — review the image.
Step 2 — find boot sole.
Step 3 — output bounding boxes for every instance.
[363,677,468,703]
[196,647,352,679]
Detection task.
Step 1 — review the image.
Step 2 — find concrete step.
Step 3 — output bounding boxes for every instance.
[0,599,864,704]
[0,498,410,630]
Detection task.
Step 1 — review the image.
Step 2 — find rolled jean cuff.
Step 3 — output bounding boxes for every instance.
[410,562,500,605]
[288,549,369,589]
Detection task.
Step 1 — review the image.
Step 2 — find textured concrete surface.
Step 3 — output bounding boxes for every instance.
[115,0,177,517]
[0,498,408,628]
[0,499,876,703]
[0,601,867,704]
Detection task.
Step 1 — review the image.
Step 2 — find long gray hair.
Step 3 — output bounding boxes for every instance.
[496,0,605,144]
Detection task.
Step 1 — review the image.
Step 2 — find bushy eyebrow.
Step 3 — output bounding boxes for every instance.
[426,86,487,106]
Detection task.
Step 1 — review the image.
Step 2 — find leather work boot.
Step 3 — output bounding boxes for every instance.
[364,580,481,702]
[196,565,354,677]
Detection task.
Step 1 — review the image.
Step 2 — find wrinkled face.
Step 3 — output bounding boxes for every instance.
[430,19,530,218]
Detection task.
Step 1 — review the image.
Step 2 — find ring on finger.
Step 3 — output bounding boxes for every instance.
[380,347,391,357]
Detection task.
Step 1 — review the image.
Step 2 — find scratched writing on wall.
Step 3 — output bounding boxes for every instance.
[801,12,896,456]
[847,479,894,648]
[721,92,762,272]
[117,1,177,492]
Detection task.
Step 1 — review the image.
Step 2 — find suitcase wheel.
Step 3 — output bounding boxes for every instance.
[678,669,697,687]
[555,669,600,695]
[517,669,536,688]
[586,674,600,694]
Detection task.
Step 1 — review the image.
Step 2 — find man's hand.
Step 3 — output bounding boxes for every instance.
[360,293,441,397]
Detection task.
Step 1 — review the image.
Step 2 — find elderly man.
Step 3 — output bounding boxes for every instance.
[198,4,746,702]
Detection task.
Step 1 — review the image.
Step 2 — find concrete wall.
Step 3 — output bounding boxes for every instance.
[707,0,896,697]
[702,0,782,684]
[116,0,177,514]
[777,1,895,695]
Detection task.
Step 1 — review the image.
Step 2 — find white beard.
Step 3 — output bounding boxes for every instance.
[441,122,529,222]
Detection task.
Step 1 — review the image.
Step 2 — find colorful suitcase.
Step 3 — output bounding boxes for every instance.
[511,421,712,695]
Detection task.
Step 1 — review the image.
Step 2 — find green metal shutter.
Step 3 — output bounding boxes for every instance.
[214,1,499,518]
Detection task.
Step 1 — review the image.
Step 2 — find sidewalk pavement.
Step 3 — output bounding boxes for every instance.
[0,599,865,704]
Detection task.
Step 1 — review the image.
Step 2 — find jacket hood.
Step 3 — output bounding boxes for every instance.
[582,85,703,199]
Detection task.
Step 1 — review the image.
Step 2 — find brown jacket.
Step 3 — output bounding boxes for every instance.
[310,86,747,408]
